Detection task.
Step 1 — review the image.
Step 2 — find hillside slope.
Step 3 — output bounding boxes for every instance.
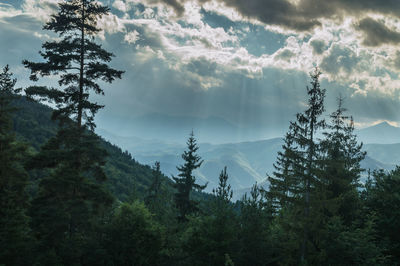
[12,97,174,201]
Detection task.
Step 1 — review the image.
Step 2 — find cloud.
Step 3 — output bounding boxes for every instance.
[320,44,361,77]
[274,49,295,61]
[148,0,400,33]
[3,0,400,136]
[393,51,400,70]
[310,39,326,55]
[124,30,140,43]
[357,17,400,47]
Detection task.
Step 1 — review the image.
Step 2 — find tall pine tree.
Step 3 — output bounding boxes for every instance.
[22,0,123,264]
[319,97,365,224]
[173,131,207,222]
[267,68,326,263]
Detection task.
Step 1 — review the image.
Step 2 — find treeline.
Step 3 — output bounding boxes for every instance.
[1,0,399,265]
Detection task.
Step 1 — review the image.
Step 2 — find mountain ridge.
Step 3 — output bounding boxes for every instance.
[356,121,400,144]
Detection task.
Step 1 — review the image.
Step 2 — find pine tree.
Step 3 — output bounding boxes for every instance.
[22,0,122,263]
[319,97,365,224]
[23,0,123,130]
[173,131,207,222]
[267,126,302,212]
[145,161,166,218]
[267,68,326,263]
[0,65,32,265]
[212,166,233,204]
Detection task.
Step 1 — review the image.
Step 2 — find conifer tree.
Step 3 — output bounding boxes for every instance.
[22,0,122,263]
[23,0,123,130]
[145,161,166,218]
[173,131,207,221]
[184,167,237,265]
[363,168,400,264]
[267,126,302,211]
[212,166,233,204]
[0,65,32,265]
[319,97,365,224]
[239,184,275,265]
[267,68,326,263]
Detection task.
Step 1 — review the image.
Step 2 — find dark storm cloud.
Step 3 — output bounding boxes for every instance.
[155,0,400,34]
[357,17,400,47]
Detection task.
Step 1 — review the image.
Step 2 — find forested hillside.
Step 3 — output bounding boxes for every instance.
[12,97,173,201]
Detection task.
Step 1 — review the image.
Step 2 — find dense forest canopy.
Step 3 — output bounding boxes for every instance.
[1,0,400,266]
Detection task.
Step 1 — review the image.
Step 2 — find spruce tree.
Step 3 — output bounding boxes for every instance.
[22,0,122,263]
[319,97,365,224]
[173,131,207,222]
[267,126,302,212]
[145,161,166,218]
[0,65,32,265]
[267,68,326,263]
[212,166,233,204]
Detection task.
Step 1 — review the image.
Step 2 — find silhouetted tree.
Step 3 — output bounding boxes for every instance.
[173,131,207,222]
[267,68,326,263]
[319,97,365,224]
[23,0,122,263]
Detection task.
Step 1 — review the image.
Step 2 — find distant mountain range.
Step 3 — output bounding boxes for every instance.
[99,113,283,144]
[98,121,400,200]
[356,121,400,144]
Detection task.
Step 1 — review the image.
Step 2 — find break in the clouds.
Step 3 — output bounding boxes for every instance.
[1,0,400,142]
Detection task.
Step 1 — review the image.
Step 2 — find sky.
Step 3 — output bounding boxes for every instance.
[1,0,400,142]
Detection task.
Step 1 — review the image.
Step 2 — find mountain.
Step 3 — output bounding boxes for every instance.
[96,130,282,192]
[99,113,244,144]
[99,129,396,200]
[363,143,400,165]
[98,112,285,144]
[356,121,400,144]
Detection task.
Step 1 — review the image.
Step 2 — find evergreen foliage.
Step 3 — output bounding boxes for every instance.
[173,131,207,221]
[0,66,32,266]
[105,201,164,266]
[183,167,237,266]
[22,0,123,263]
[238,184,276,265]
[363,168,400,264]
[267,68,326,263]
[23,0,123,130]
[319,97,366,224]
